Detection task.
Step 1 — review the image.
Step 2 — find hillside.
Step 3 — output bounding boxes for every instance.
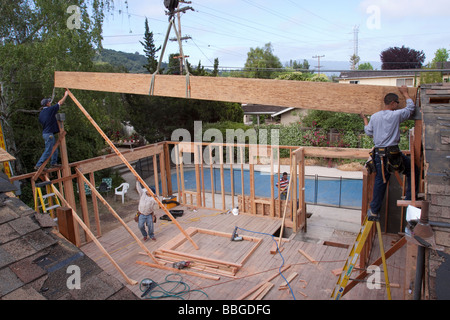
[93,49,167,74]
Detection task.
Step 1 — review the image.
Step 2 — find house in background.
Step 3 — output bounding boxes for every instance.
[339,62,450,86]
[339,70,420,87]
[242,104,307,125]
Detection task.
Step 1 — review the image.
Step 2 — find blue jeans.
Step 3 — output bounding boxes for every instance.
[370,152,419,214]
[138,214,154,238]
[36,133,59,168]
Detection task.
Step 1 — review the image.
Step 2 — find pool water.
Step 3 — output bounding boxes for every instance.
[161,168,363,209]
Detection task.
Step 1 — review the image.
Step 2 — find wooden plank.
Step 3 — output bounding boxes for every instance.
[78,144,163,174]
[237,265,291,300]
[54,71,418,115]
[253,282,274,300]
[298,248,318,264]
[278,272,299,290]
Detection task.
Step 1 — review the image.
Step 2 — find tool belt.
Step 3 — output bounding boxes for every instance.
[366,145,405,183]
[135,211,156,223]
[375,146,405,174]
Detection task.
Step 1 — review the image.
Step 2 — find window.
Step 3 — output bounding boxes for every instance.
[396,78,414,86]
[350,80,360,84]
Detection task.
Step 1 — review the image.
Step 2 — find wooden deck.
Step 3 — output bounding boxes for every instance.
[80,205,407,300]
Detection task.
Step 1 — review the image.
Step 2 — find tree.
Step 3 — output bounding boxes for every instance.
[212,58,219,77]
[243,43,282,79]
[432,48,449,68]
[421,48,449,84]
[166,53,182,74]
[358,62,374,70]
[350,54,360,70]
[380,46,425,70]
[0,0,121,173]
[140,18,161,73]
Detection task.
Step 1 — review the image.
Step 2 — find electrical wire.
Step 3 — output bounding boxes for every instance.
[139,273,209,300]
[235,226,296,300]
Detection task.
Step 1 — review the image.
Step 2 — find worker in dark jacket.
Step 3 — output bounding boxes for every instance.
[360,86,418,221]
[34,90,69,171]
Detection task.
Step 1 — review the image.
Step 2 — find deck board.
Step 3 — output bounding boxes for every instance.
[80,205,406,300]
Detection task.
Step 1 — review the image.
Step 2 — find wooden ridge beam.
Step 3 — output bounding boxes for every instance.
[54,71,418,115]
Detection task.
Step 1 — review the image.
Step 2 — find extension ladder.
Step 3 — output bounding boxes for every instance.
[34,181,60,217]
[331,215,392,300]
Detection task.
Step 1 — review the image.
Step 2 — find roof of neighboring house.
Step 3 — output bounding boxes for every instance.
[0,172,139,300]
[339,70,420,80]
[242,104,291,115]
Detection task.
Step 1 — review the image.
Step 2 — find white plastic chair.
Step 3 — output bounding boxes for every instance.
[115,183,129,203]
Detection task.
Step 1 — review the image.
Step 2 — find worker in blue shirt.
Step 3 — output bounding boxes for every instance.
[34,90,69,171]
[360,86,419,221]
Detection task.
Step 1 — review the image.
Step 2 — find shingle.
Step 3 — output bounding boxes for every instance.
[1,237,37,261]
[0,223,20,244]
[9,215,40,236]
[0,267,23,297]
[10,254,47,284]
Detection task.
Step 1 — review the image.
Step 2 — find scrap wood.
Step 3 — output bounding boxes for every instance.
[136,260,220,281]
[298,249,317,264]
[298,291,308,298]
[278,272,298,290]
[251,282,274,300]
[270,242,284,254]
[238,264,291,300]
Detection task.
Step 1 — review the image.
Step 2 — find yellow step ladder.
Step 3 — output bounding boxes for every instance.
[34,181,60,217]
[331,215,392,300]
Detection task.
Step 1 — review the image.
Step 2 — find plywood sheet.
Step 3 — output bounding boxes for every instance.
[54,71,418,115]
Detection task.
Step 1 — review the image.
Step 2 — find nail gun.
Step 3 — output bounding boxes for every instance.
[231,226,243,241]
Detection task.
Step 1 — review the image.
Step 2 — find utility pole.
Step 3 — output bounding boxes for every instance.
[169,0,193,74]
[313,55,325,76]
[352,25,360,70]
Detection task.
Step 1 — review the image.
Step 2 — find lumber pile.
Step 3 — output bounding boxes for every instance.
[144,227,262,278]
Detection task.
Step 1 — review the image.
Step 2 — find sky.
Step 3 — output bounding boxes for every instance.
[100,0,450,71]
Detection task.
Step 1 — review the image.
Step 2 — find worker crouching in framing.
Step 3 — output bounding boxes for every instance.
[360,86,419,221]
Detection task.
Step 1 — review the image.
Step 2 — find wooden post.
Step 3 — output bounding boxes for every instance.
[163,142,172,195]
[89,171,101,237]
[57,119,80,246]
[57,207,77,245]
[67,90,199,250]
[77,173,92,242]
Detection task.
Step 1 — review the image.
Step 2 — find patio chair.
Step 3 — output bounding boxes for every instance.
[115,182,129,203]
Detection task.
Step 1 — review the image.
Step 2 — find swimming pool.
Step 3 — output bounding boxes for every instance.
[160,168,362,209]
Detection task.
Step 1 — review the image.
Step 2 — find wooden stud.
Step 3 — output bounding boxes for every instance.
[89,172,101,237]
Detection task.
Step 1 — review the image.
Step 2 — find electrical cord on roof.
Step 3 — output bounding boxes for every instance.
[236,226,296,300]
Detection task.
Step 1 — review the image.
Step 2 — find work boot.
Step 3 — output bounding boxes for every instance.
[367,208,380,221]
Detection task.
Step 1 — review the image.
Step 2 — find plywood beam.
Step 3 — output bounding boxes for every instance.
[54,71,418,115]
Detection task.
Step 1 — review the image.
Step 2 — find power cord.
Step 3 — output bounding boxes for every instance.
[139,273,209,300]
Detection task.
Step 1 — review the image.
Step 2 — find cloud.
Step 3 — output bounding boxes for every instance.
[359,0,450,19]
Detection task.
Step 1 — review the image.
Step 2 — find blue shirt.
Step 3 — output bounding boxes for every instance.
[364,99,415,148]
[39,104,60,134]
